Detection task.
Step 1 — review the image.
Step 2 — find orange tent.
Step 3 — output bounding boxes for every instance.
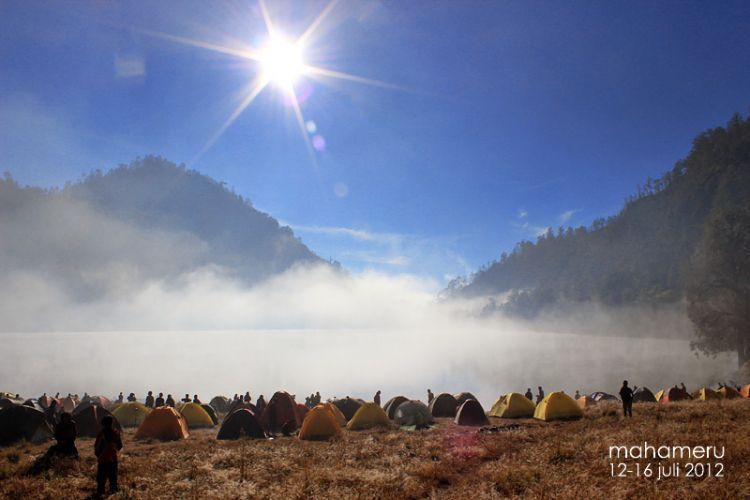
[324,403,347,427]
[576,395,596,409]
[299,405,341,441]
[718,386,741,399]
[741,385,750,398]
[657,387,691,403]
[135,407,189,441]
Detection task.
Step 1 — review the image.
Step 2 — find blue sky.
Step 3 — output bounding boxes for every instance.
[2,0,750,283]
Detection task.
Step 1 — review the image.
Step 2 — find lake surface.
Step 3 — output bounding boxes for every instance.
[0,329,735,408]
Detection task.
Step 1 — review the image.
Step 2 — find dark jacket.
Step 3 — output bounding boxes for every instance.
[619,386,634,402]
[95,428,122,464]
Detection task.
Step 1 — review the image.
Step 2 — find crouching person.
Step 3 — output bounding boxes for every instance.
[49,412,78,458]
[94,416,122,496]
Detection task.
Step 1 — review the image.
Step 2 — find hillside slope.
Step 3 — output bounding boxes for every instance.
[450,113,750,316]
[0,156,325,300]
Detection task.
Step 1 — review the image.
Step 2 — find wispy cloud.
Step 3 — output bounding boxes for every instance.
[287,223,401,243]
[559,209,581,224]
[285,222,471,281]
[512,209,549,238]
[342,251,410,266]
[114,55,145,78]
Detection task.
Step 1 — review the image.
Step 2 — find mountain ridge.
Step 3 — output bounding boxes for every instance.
[447,112,750,317]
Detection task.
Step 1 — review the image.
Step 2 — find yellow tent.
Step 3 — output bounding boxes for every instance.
[178,402,215,428]
[654,389,664,402]
[489,393,535,418]
[112,402,151,427]
[718,386,741,399]
[533,392,583,422]
[299,405,341,441]
[346,402,391,430]
[695,388,720,401]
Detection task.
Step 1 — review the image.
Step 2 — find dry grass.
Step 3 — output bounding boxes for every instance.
[1,399,749,499]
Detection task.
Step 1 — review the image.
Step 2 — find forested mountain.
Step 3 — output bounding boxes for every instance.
[0,156,325,300]
[448,113,750,317]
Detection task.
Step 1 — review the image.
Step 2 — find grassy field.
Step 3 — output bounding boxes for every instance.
[1,399,748,499]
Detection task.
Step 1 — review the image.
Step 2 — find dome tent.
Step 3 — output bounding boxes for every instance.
[0,398,18,410]
[201,404,219,425]
[217,409,265,439]
[332,397,362,422]
[112,402,151,427]
[534,392,583,422]
[454,399,489,426]
[299,405,341,441]
[632,387,657,403]
[489,393,535,418]
[394,400,433,428]
[135,407,189,441]
[209,396,231,413]
[73,396,111,415]
[383,396,408,419]
[346,403,391,430]
[260,391,304,434]
[72,405,121,437]
[324,403,347,427]
[718,386,741,399]
[576,396,596,409]
[0,406,53,445]
[178,402,215,428]
[590,392,618,402]
[227,400,256,416]
[695,388,721,401]
[428,393,458,418]
[454,392,479,406]
[61,396,77,413]
[656,387,691,403]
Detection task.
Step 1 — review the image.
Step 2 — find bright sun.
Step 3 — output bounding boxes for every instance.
[259,36,305,87]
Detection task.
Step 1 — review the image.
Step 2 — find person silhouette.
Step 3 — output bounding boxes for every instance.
[619,380,634,417]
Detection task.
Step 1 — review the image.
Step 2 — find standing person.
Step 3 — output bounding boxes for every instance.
[181,394,191,403]
[574,390,581,400]
[619,381,634,417]
[94,416,122,496]
[314,391,321,405]
[116,392,124,404]
[427,389,434,403]
[536,386,545,404]
[155,393,165,407]
[45,399,60,426]
[524,388,533,401]
[145,391,155,408]
[256,395,266,415]
[166,394,176,407]
[192,394,201,404]
[127,393,136,402]
[374,390,381,406]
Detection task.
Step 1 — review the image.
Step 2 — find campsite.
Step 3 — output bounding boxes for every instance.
[3,1,750,498]
[0,389,749,498]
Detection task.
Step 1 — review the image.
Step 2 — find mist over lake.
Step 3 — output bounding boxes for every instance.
[2,328,733,408]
